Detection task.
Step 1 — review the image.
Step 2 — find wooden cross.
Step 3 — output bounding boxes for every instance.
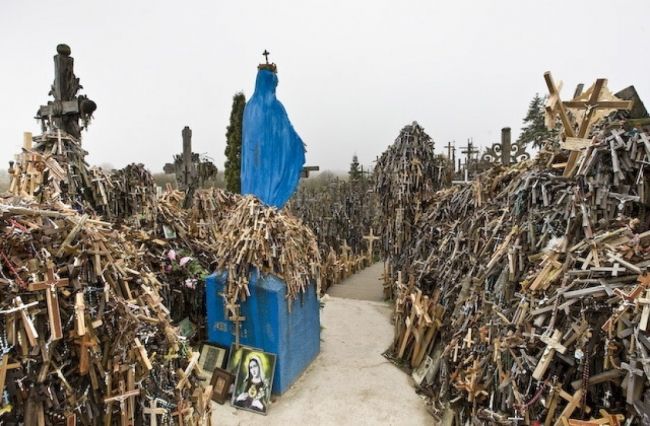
[262,49,270,64]
[462,328,475,349]
[544,72,574,138]
[74,292,86,336]
[28,263,69,341]
[0,354,21,405]
[446,141,456,168]
[13,297,39,347]
[103,384,140,425]
[563,79,632,138]
[143,399,167,426]
[621,359,644,404]
[544,72,633,176]
[460,139,479,180]
[175,351,200,390]
[638,289,650,331]
[533,329,567,380]
[172,398,193,426]
[554,389,586,426]
[362,228,380,262]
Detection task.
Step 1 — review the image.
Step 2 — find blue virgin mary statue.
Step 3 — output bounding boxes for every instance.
[240,59,305,208]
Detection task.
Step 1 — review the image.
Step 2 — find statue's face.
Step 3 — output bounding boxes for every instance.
[249,360,260,379]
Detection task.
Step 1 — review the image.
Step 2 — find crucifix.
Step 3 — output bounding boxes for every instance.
[35,44,96,139]
[263,49,270,64]
[28,262,70,341]
[544,72,632,176]
[533,329,567,380]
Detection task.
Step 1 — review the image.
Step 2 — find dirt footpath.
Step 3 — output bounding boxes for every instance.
[211,263,430,425]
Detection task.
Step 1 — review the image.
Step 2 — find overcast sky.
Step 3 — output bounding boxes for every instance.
[1,0,649,173]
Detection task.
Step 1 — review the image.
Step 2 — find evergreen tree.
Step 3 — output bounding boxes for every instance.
[349,154,363,182]
[517,93,556,149]
[224,92,246,193]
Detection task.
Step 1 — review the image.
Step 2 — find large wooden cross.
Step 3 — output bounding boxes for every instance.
[28,263,70,341]
[362,228,380,262]
[544,72,633,177]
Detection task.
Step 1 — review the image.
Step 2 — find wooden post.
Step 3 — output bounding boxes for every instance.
[501,127,511,166]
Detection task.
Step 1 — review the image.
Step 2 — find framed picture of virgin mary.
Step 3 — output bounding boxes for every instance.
[230,347,276,415]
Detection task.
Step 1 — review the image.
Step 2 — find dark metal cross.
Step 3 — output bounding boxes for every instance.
[263,50,270,64]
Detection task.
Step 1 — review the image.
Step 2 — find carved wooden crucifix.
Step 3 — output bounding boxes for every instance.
[28,263,70,341]
[533,329,567,380]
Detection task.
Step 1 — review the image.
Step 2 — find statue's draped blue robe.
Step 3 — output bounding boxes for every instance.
[241,69,305,208]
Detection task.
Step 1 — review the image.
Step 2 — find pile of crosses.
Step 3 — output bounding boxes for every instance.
[374,121,451,298]
[0,44,214,425]
[0,201,211,424]
[289,175,380,291]
[383,73,650,424]
[212,195,321,341]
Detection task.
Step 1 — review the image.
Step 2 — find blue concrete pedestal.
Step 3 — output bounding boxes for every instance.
[205,270,320,394]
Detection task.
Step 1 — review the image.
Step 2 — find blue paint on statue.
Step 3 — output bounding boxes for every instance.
[241,69,305,208]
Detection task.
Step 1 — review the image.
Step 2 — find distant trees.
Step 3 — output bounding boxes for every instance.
[224,92,246,193]
[517,93,557,149]
[348,154,362,182]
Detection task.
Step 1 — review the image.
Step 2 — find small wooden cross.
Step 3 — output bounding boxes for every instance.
[143,399,167,426]
[462,328,474,349]
[533,329,567,380]
[362,228,380,262]
[172,399,193,426]
[175,351,200,390]
[262,49,270,64]
[621,359,644,404]
[13,296,39,347]
[638,289,650,331]
[0,354,21,404]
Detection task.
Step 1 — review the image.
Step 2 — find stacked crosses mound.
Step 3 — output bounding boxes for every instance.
[380,77,650,424]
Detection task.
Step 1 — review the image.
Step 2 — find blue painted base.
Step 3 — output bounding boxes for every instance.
[205,270,320,394]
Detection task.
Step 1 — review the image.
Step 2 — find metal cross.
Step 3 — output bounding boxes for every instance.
[263,49,270,64]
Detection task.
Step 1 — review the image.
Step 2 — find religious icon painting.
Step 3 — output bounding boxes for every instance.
[230,348,276,415]
[227,344,262,374]
[210,367,235,404]
[197,343,228,386]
